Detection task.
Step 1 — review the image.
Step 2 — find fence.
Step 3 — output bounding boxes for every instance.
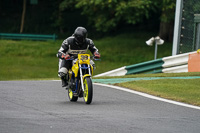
[174,0,200,54]
[0,33,57,41]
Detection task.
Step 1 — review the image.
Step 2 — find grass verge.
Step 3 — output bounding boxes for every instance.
[116,78,200,106]
[94,73,200,106]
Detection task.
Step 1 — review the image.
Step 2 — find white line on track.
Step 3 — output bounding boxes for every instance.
[94,83,200,110]
[52,80,200,110]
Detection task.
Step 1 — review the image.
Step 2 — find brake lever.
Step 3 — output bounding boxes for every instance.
[93,56,101,61]
[65,56,74,60]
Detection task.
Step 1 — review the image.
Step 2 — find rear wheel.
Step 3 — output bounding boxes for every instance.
[83,77,93,104]
[68,88,78,102]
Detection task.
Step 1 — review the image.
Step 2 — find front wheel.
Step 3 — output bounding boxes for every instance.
[83,77,93,104]
[68,88,78,102]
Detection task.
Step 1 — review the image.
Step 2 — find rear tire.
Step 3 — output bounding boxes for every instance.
[83,77,93,104]
[68,88,78,102]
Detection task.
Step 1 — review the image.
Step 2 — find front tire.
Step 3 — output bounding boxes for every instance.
[68,88,78,102]
[83,77,93,104]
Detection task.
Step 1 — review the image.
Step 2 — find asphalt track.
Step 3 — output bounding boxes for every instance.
[0,80,200,133]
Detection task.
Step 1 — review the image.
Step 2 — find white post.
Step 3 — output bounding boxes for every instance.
[172,0,183,55]
[154,43,158,60]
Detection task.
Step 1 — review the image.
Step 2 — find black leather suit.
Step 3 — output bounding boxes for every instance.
[57,36,99,76]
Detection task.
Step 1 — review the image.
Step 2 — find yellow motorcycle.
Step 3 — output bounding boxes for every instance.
[67,54,99,104]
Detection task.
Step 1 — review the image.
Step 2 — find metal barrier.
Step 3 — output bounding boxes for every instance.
[125,59,164,74]
[0,33,57,41]
[94,51,198,77]
[94,59,164,77]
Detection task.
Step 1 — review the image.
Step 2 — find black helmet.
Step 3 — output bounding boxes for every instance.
[73,27,87,45]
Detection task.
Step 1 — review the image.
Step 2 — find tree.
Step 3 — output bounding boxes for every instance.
[57,0,175,41]
[59,0,155,32]
[158,0,175,42]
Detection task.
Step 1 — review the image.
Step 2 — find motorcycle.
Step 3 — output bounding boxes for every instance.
[66,54,99,104]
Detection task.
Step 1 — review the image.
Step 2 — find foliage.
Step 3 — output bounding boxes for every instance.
[58,0,176,33]
[159,0,176,22]
[60,0,156,32]
[0,0,176,39]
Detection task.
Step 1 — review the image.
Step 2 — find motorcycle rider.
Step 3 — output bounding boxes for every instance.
[57,27,100,87]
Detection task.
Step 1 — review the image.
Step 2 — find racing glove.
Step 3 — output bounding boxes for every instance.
[94,52,100,58]
[61,54,70,60]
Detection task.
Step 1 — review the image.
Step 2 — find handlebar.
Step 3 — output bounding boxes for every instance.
[64,55,74,60]
[64,56,101,61]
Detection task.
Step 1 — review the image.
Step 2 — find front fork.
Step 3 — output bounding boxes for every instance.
[79,64,91,92]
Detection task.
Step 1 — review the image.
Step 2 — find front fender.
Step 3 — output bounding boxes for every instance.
[83,74,91,80]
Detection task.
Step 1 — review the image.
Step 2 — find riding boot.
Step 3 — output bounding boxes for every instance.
[61,76,68,87]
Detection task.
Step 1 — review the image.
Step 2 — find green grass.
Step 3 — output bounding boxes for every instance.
[116,78,200,106]
[0,33,172,80]
[0,40,61,80]
[95,33,172,73]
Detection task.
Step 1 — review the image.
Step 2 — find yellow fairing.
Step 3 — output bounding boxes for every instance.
[78,54,90,65]
[72,54,93,77]
[72,60,79,77]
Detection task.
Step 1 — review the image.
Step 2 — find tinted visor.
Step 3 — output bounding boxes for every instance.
[76,35,85,44]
